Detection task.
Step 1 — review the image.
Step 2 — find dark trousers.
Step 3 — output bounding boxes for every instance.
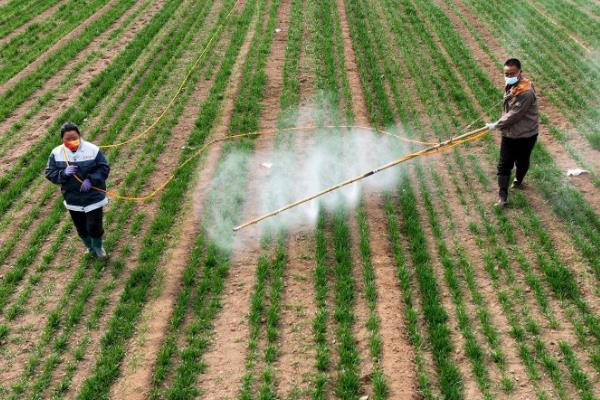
[69,207,104,239]
[497,134,538,181]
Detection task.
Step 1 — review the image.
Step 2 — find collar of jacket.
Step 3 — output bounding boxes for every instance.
[504,78,534,101]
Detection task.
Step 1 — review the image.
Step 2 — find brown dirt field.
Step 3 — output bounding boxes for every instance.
[273,229,318,396]
[0,181,50,248]
[319,213,343,397]
[194,114,267,397]
[336,0,424,397]
[386,188,443,399]
[0,228,75,377]
[0,235,122,395]
[0,0,193,286]
[0,80,188,389]
[435,161,540,399]
[423,158,515,399]
[411,0,575,327]
[411,167,485,398]
[17,207,149,400]
[426,156,547,398]
[267,108,325,400]
[466,123,600,314]
[3,0,600,398]
[334,0,367,127]
[137,2,226,201]
[0,196,64,285]
[370,3,538,396]
[346,212,376,397]
[73,0,192,148]
[58,223,150,398]
[3,0,158,109]
[1,95,158,302]
[63,57,220,392]
[66,220,152,397]
[196,2,298,396]
[36,10,234,388]
[523,185,600,312]
[408,1,600,302]
[378,9,491,387]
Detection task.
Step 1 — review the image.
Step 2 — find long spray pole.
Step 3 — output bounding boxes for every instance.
[233,126,490,231]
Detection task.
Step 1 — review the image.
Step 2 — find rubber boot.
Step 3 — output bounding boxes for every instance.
[91,237,108,259]
[495,175,510,208]
[81,236,94,255]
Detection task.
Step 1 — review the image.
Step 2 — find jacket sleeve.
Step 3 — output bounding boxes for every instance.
[87,150,110,186]
[495,91,535,129]
[44,153,66,185]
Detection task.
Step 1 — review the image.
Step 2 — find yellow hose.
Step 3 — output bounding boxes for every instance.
[61,125,489,204]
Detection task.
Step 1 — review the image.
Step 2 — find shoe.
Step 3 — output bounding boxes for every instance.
[511,179,524,189]
[494,197,508,208]
[91,237,108,259]
[81,236,94,255]
[497,175,510,208]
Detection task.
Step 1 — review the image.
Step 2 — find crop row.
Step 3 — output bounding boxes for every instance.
[437,0,600,189]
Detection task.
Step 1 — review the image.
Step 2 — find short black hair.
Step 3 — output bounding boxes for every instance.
[60,122,80,138]
[504,58,521,70]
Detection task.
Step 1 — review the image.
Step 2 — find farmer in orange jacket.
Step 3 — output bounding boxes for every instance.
[486,58,539,208]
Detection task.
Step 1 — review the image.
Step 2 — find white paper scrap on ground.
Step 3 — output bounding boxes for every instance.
[566,168,589,176]
[260,162,273,169]
[275,28,281,33]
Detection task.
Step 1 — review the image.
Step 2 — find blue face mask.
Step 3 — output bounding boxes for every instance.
[505,76,518,86]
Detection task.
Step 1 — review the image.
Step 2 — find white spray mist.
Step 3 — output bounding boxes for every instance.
[200,106,420,249]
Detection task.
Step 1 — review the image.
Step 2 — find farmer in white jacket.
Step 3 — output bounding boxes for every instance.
[45,122,110,258]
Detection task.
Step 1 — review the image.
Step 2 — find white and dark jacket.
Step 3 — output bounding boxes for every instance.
[45,139,110,212]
